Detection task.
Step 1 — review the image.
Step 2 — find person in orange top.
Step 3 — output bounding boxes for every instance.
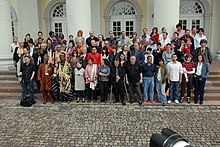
[75,39,83,55]
[104,40,113,54]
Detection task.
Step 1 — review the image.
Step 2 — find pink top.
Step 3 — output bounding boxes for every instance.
[85,64,98,84]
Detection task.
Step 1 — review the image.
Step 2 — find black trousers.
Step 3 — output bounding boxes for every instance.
[113,80,125,102]
[181,76,193,98]
[99,81,109,101]
[86,84,97,100]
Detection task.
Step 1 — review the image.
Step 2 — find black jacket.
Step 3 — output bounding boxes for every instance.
[110,65,125,83]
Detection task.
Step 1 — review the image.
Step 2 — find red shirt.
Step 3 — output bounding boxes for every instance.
[182,47,190,54]
[87,53,101,65]
[182,61,195,76]
[151,33,159,43]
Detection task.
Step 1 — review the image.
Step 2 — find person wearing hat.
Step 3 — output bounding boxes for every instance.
[192,39,212,65]
[53,52,72,102]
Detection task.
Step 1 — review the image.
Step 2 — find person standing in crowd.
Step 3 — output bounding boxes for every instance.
[86,30,99,47]
[162,43,174,64]
[118,31,130,47]
[107,34,116,47]
[79,44,88,69]
[180,54,195,103]
[47,31,55,43]
[70,50,79,68]
[104,40,113,54]
[13,42,24,82]
[194,28,207,49]
[75,39,83,55]
[126,56,143,105]
[66,41,75,57]
[87,46,101,66]
[167,54,183,104]
[53,44,63,63]
[87,39,100,53]
[142,56,156,104]
[140,28,151,43]
[192,39,212,65]
[108,45,119,66]
[53,52,72,102]
[38,55,54,104]
[74,61,86,103]
[180,29,195,53]
[35,31,45,45]
[101,46,109,60]
[144,48,154,64]
[119,44,130,62]
[147,38,157,52]
[110,58,126,105]
[51,35,59,51]
[11,36,19,57]
[75,30,85,44]
[160,32,171,49]
[20,47,34,66]
[119,53,127,67]
[153,43,163,65]
[130,42,145,65]
[155,58,168,105]
[150,27,159,43]
[171,32,181,50]
[20,55,35,100]
[194,54,209,105]
[98,59,110,103]
[85,58,98,102]
[159,27,169,42]
[24,33,33,48]
[97,34,105,49]
[175,23,185,38]
[33,47,43,91]
[28,40,35,56]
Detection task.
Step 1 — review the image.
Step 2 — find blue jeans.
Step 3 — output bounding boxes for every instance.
[22,80,35,99]
[194,76,206,101]
[169,81,179,101]
[156,81,167,103]
[143,77,154,101]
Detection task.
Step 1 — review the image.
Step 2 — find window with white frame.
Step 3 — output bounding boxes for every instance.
[110,1,136,39]
[51,3,67,38]
[179,0,204,30]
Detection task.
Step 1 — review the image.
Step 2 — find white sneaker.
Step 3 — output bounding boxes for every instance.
[174,100,179,104]
[167,100,172,104]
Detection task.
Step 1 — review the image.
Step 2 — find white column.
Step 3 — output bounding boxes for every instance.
[146,0,154,31]
[211,0,220,59]
[91,0,101,36]
[0,0,13,70]
[66,0,92,37]
[17,0,40,39]
[154,0,180,37]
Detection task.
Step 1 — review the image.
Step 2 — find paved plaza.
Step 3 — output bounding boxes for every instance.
[0,101,220,147]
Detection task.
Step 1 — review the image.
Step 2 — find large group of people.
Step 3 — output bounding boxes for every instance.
[11,23,212,106]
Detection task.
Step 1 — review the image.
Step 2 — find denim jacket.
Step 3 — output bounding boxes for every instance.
[195,62,209,79]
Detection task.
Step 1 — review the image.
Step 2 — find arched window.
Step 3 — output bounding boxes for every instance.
[50,3,67,38]
[179,0,204,30]
[110,1,137,38]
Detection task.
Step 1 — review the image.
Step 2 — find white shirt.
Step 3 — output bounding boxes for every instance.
[139,35,151,42]
[167,61,183,82]
[195,62,203,76]
[160,38,171,48]
[11,43,19,56]
[157,67,161,81]
[30,45,35,56]
[195,34,207,48]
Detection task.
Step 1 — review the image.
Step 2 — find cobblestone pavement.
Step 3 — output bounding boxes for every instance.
[0,103,220,147]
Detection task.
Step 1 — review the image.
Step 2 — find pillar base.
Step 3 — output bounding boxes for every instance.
[215,51,220,60]
[0,57,15,71]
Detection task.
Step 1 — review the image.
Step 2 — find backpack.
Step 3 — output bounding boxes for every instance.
[20,96,36,107]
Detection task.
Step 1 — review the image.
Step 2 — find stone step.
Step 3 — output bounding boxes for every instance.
[0,70,16,75]
[207,75,220,81]
[0,92,42,99]
[0,75,17,81]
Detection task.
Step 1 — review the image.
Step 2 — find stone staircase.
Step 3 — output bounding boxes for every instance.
[0,61,220,101]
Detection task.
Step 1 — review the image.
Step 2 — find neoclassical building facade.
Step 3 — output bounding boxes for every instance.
[0,0,220,70]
